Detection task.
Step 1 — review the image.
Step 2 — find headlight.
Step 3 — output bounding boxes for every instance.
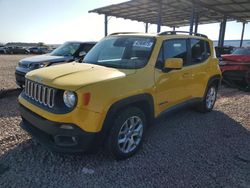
[63,91,77,108]
[38,63,47,68]
[29,62,49,69]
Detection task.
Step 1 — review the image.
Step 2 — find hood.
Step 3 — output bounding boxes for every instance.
[221,54,250,62]
[20,54,73,66]
[26,63,136,91]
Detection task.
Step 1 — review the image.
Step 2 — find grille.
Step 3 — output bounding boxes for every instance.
[19,62,29,68]
[24,79,55,108]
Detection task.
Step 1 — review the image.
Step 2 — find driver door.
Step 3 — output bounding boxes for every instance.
[155,39,193,113]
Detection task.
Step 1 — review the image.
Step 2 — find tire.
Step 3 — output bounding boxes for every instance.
[107,107,146,160]
[196,84,218,113]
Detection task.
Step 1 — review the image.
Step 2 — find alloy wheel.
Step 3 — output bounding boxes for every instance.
[117,116,143,154]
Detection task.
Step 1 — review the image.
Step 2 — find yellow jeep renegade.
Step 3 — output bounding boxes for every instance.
[19,31,221,159]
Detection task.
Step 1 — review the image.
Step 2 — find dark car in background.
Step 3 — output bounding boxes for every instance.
[0,46,6,54]
[5,46,30,54]
[219,47,250,87]
[15,41,96,87]
[29,47,50,54]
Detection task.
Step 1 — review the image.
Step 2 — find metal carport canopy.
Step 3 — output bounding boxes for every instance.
[89,0,250,28]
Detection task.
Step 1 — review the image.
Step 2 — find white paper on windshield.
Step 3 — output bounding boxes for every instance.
[133,41,153,48]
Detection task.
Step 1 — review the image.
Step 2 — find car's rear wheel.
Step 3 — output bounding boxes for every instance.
[107,107,146,160]
[196,84,217,112]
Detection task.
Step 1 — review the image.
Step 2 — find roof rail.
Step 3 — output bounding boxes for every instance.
[158,31,208,38]
[109,32,142,36]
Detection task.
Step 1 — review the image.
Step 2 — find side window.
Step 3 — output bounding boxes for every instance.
[206,41,211,56]
[190,39,210,64]
[82,44,95,53]
[155,39,187,69]
[164,39,187,65]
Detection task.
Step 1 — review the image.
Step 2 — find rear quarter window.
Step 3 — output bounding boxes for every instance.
[190,39,210,65]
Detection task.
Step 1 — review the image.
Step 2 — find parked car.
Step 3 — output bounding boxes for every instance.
[0,46,6,54]
[215,46,235,59]
[29,47,49,54]
[18,32,221,159]
[15,41,96,87]
[219,47,250,87]
[5,46,29,54]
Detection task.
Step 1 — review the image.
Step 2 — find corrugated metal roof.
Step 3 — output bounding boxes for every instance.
[89,0,250,27]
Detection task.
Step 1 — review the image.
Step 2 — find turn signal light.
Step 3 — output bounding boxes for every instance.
[83,93,91,106]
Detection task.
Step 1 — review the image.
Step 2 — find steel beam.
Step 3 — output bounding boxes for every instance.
[145,23,149,33]
[218,17,227,47]
[209,1,249,6]
[194,14,199,33]
[191,0,246,23]
[189,6,195,34]
[218,22,222,47]
[104,14,108,36]
[157,0,162,33]
[240,22,246,47]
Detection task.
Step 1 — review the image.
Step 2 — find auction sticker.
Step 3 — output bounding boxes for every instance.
[133,40,153,48]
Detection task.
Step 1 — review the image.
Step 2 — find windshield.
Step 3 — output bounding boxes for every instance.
[51,42,80,56]
[232,48,250,55]
[83,36,155,69]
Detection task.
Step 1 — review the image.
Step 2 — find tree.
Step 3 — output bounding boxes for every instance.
[38,42,45,46]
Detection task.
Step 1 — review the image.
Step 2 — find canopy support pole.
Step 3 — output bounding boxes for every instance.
[145,23,149,33]
[218,16,227,47]
[104,14,108,36]
[240,22,246,47]
[189,6,195,34]
[157,0,162,33]
[194,14,199,33]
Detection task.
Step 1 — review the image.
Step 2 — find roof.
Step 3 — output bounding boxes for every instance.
[89,0,250,27]
[108,31,211,40]
[66,41,97,44]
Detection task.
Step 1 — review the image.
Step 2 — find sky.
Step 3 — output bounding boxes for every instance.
[0,0,249,44]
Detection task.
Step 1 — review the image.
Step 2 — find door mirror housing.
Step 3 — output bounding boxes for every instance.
[79,51,87,57]
[164,58,183,71]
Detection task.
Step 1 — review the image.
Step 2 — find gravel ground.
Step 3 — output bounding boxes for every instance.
[0,55,31,91]
[0,55,250,188]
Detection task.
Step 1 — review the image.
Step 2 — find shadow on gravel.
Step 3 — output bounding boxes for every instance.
[0,88,22,99]
[0,109,250,187]
[0,89,21,118]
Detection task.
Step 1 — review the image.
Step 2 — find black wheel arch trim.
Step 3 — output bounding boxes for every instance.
[207,74,222,88]
[203,74,222,99]
[97,93,155,144]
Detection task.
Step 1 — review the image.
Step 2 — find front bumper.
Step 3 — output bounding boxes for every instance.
[15,70,26,86]
[19,104,98,153]
[15,66,30,86]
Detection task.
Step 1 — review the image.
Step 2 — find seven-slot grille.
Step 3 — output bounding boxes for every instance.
[24,79,55,108]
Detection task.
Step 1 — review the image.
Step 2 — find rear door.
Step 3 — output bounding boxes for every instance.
[186,38,211,98]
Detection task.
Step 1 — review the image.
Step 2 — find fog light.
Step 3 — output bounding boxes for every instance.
[60,124,74,130]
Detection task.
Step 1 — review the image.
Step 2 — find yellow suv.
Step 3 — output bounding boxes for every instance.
[19,31,221,159]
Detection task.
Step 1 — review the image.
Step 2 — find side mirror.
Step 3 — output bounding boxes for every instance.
[164,58,183,71]
[79,51,87,57]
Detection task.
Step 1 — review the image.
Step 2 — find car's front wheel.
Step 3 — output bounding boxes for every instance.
[107,107,146,160]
